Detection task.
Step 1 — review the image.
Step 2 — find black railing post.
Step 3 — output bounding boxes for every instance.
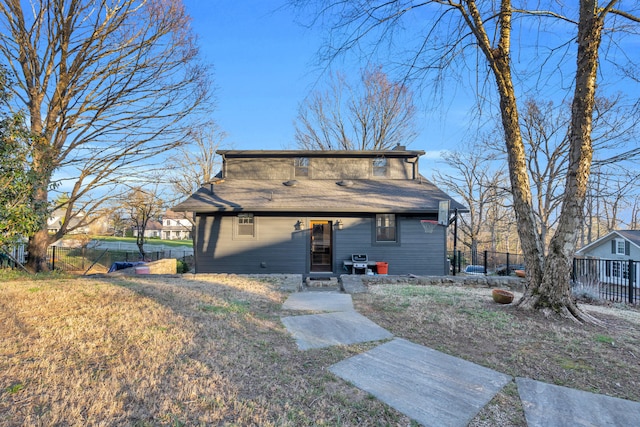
[506,252,510,276]
[452,209,458,276]
[629,259,635,304]
[51,246,55,270]
[484,250,488,275]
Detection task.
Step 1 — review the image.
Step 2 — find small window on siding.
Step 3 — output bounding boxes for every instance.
[376,214,396,242]
[611,239,630,256]
[237,213,255,237]
[295,157,309,177]
[373,157,388,177]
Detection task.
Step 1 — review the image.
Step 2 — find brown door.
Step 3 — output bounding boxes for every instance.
[310,221,332,272]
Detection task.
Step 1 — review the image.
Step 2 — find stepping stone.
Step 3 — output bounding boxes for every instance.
[517,377,640,427]
[329,338,512,427]
[282,291,354,312]
[281,311,392,350]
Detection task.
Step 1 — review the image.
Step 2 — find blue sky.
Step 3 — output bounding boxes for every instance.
[183,1,640,181]
[184,0,467,170]
[185,0,329,150]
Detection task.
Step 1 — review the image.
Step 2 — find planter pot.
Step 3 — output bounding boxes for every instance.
[492,289,514,304]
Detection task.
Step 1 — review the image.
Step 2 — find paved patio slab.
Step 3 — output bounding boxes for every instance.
[517,377,640,427]
[329,338,512,427]
[281,311,393,350]
[282,291,354,312]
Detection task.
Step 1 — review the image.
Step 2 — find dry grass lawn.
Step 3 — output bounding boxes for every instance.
[1,273,639,426]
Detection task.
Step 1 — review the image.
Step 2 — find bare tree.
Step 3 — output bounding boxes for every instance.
[295,66,417,150]
[169,121,225,200]
[432,144,508,264]
[487,96,640,249]
[296,0,640,322]
[123,186,164,258]
[0,0,212,271]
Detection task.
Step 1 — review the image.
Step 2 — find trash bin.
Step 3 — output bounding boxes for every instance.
[376,261,388,275]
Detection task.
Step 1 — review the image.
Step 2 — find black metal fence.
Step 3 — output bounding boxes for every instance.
[46,246,193,274]
[449,249,525,276]
[573,258,638,304]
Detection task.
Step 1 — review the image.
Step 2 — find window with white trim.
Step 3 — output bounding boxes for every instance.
[237,213,255,237]
[606,260,629,279]
[611,239,630,256]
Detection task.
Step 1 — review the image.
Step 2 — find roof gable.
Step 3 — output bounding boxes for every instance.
[576,230,640,255]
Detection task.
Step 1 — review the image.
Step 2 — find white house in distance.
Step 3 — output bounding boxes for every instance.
[576,230,640,287]
[132,220,162,239]
[47,209,90,235]
[162,210,193,240]
[576,230,640,260]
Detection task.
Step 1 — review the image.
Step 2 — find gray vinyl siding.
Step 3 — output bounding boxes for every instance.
[195,214,307,274]
[194,213,447,275]
[334,216,446,275]
[224,156,414,181]
[582,237,640,261]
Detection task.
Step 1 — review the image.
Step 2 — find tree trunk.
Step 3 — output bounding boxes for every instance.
[136,229,146,259]
[25,151,54,272]
[518,0,604,323]
[475,0,546,297]
[26,228,52,273]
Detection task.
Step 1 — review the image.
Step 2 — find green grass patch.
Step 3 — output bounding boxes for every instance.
[558,357,594,372]
[393,285,465,305]
[594,334,615,345]
[5,382,24,394]
[457,307,514,329]
[92,236,192,247]
[0,269,73,282]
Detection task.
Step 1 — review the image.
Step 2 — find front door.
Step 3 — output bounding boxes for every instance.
[310,221,332,272]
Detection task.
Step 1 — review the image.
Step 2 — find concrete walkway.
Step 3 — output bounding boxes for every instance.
[281,291,640,427]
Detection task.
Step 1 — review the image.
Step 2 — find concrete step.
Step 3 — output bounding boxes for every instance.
[305,276,339,290]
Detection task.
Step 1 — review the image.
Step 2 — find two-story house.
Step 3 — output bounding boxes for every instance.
[172,149,465,276]
[162,209,193,240]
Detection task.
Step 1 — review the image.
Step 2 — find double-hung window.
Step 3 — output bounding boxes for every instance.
[611,239,630,256]
[236,213,255,238]
[375,214,396,242]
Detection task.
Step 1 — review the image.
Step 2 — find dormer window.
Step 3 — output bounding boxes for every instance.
[294,157,309,177]
[373,157,387,177]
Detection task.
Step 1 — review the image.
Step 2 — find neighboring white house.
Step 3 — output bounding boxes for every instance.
[576,230,640,287]
[162,210,193,240]
[47,209,90,235]
[132,220,162,239]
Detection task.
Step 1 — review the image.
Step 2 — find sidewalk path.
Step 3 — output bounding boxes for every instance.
[281,290,640,427]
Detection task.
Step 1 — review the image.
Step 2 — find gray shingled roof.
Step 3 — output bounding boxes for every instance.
[173,178,466,214]
[576,229,640,254]
[614,230,640,248]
